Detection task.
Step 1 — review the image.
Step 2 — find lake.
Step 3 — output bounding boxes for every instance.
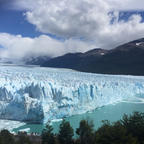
[12,101,144,136]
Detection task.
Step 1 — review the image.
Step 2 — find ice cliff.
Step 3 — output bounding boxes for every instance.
[0,65,144,123]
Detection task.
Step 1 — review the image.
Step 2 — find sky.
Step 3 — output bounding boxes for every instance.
[1,0,144,59]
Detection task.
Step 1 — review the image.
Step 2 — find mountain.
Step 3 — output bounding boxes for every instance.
[93,38,144,75]
[27,38,144,75]
[0,58,21,64]
[43,38,144,75]
[24,56,51,66]
[42,48,108,69]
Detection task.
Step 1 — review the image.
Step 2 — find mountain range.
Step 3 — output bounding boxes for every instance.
[4,38,144,75]
[26,38,144,75]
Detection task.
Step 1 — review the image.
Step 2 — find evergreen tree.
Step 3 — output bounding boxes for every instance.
[76,120,94,144]
[121,112,144,143]
[58,119,74,144]
[95,120,138,144]
[0,129,15,144]
[41,124,55,144]
[16,135,32,144]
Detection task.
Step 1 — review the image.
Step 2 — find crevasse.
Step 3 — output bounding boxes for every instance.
[0,65,144,123]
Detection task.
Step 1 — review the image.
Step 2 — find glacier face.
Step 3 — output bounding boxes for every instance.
[0,65,144,123]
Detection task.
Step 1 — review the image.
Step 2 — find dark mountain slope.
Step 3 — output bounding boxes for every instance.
[29,38,144,75]
[42,49,108,70]
[24,56,51,65]
[81,47,144,75]
[77,39,144,75]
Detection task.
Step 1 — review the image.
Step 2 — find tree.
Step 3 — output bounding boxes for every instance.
[76,120,94,144]
[121,112,144,143]
[95,120,138,144]
[16,135,32,144]
[41,124,55,144]
[0,129,15,144]
[58,119,74,144]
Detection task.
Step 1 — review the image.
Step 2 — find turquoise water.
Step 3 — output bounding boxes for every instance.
[13,102,144,135]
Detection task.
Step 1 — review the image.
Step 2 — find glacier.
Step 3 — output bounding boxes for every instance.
[0,65,144,123]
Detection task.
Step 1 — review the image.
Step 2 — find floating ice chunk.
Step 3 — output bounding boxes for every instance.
[18,128,30,133]
[0,120,25,132]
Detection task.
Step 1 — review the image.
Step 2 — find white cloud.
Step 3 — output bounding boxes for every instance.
[15,0,144,41]
[1,0,144,59]
[0,33,95,59]
[13,0,144,11]
[106,0,144,11]
[24,0,110,39]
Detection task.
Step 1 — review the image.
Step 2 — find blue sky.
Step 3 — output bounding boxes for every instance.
[0,10,140,34]
[0,9,41,37]
[0,0,144,59]
[1,8,144,38]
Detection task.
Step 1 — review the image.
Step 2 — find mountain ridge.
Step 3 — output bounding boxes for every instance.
[26,38,144,75]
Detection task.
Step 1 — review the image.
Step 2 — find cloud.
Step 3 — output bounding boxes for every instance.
[23,0,110,39]
[106,0,144,11]
[13,0,144,11]
[15,0,144,43]
[0,33,95,59]
[1,0,144,59]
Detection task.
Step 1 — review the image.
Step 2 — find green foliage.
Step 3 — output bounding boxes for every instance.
[121,112,144,143]
[95,120,138,144]
[76,120,94,144]
[41,123,55,144]
[58,119,74,144]
[16,135,32,144]
[16,132,32,144]
[1,112,144,144]
[0,129,15,144]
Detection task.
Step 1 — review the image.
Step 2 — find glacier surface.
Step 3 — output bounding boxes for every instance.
[0,65,144,123]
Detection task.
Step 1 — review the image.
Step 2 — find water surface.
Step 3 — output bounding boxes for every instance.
[13,101,144,135]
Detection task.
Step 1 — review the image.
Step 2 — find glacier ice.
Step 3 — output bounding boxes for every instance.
[0,119,25,132]
[0,65,144,123]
